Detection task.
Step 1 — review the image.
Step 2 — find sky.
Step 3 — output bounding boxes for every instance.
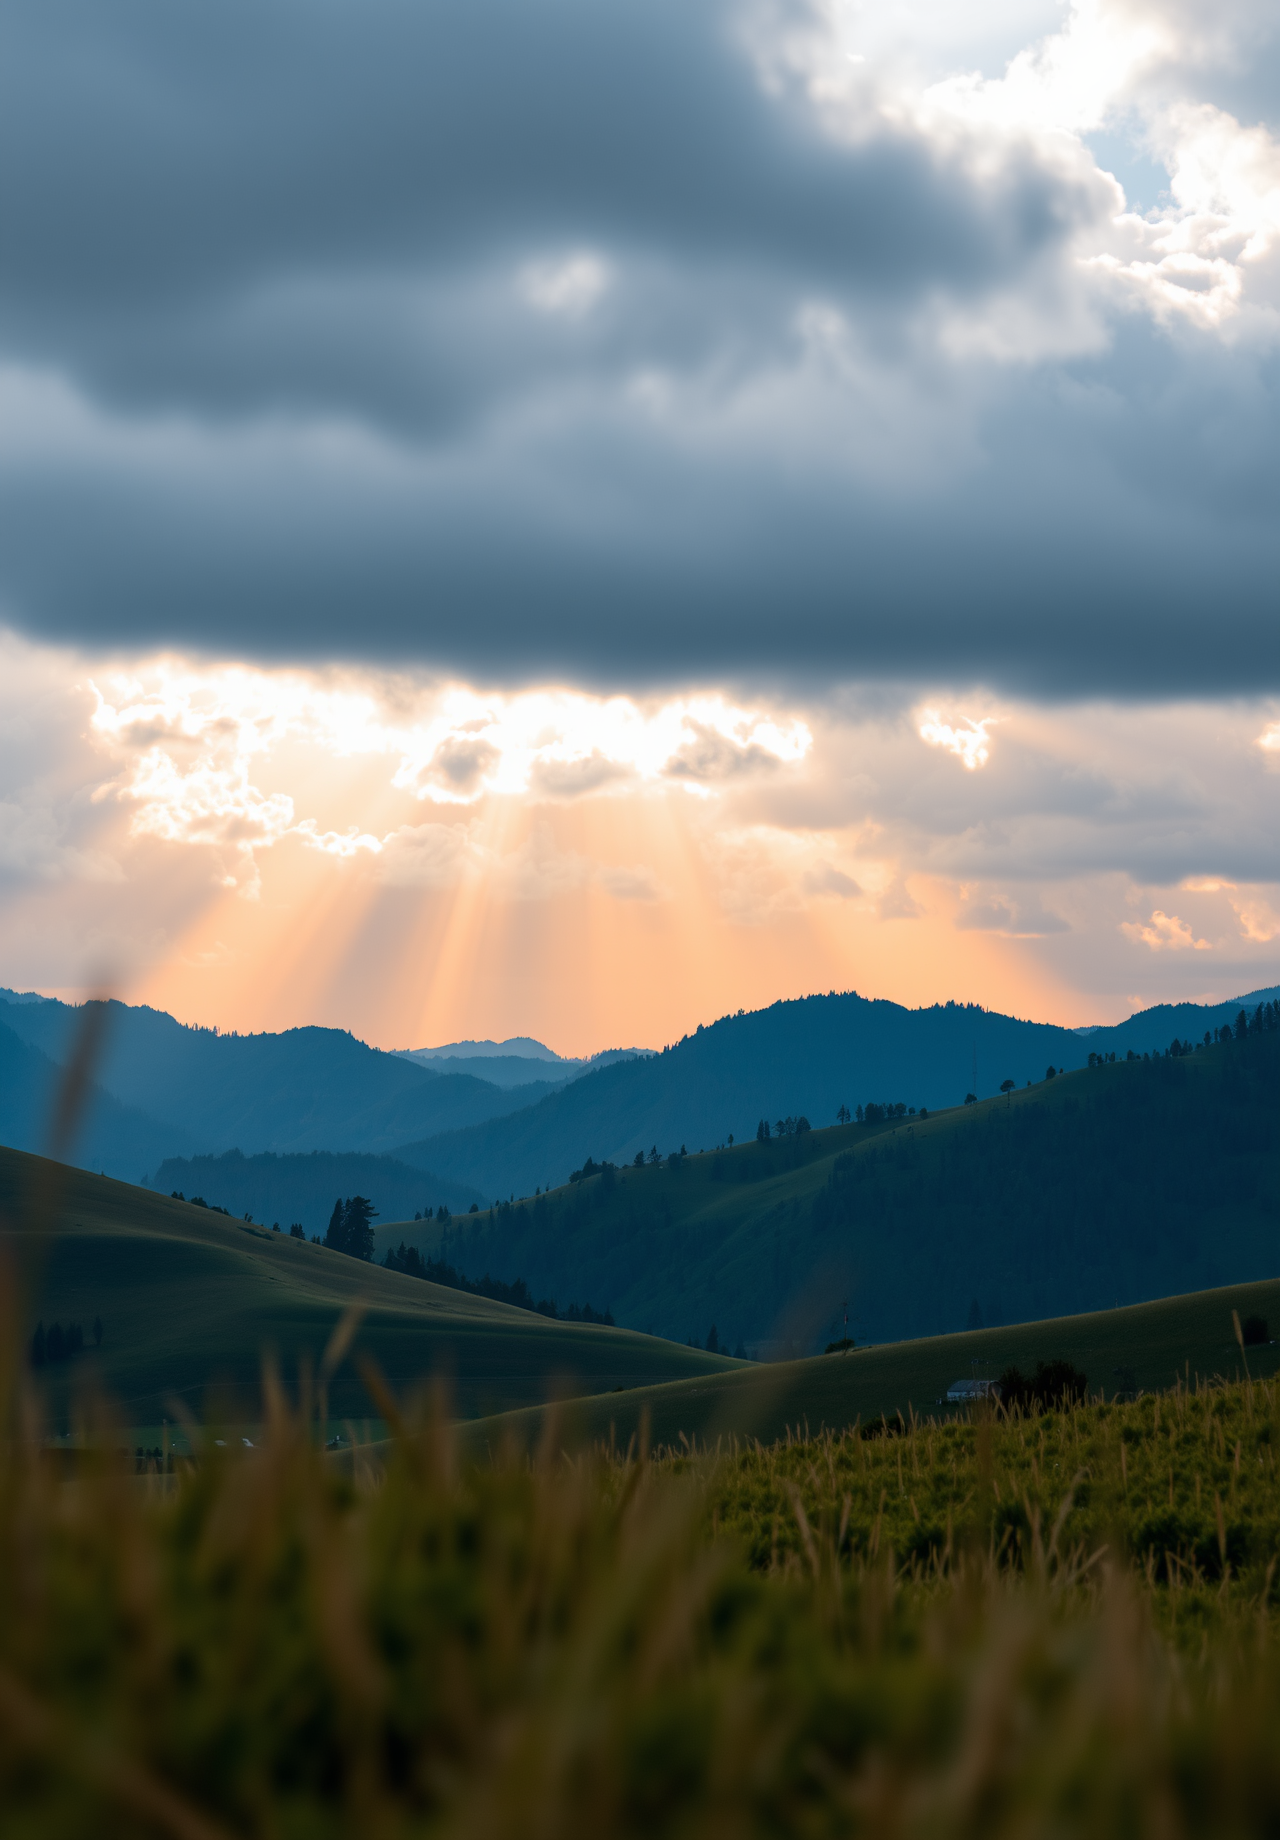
[0,0,1277,1053]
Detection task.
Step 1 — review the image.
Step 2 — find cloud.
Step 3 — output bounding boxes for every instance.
[1121,908,1212,950]
[84,668,810,894]
[0,0,1274,689]
[919,712,996,771]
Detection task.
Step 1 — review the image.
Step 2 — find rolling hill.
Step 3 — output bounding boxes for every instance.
[462,1274,1280,1455]
[390,985,1280,1199]
[381,1024,1280,1353]
[0,1146,736,1431]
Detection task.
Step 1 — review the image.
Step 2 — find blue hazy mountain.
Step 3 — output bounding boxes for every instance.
[0,991,550,1161]
[0,1019,189,1181]
[395,1040,654,1090]
[391,986,1279,1201]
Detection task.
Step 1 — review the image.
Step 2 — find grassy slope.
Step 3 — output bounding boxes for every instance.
[463,1274,1280,1455]
[0,1147,737,1429]
[376,1033,1280,1349]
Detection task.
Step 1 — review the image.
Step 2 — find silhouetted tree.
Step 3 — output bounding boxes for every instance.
[325,1195,377,1260]
[967,1298,983,1330]
[1045,1066,1057,1081]
[837,1104,851,1124]
[324,1198,344,1249]
[30,1323,45,1367]
[705,1324,719,1354]
[1242,1314,1269,1346]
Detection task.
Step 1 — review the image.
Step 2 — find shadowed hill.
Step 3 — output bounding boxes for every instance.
[386,1027,1280,1352]
[149,1147,486,1235]
[392,986,1278,1199]
[0,1147,737,1429]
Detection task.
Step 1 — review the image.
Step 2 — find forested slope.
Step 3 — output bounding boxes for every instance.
[391,1026,1280,1353]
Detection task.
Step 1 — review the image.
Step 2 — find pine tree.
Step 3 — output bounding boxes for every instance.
[324,1198,347,1253]
[343,1196,378,1262]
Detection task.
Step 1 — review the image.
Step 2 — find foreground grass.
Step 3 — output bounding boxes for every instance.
[4,1335,1280,1836]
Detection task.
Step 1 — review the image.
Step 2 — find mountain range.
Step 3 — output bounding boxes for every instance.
[0,992,605,1178]
[1,982,1276,1209]
[387,986,1280,1201]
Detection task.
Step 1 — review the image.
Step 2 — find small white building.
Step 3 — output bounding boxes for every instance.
[945,1378,1001,1404]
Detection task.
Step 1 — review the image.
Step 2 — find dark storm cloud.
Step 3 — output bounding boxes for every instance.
[0,0,1094,420]
[0,0,1276,692]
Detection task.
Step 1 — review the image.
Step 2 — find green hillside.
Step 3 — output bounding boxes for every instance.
[0,1147,736,1432]
[378,1027,1280,1350]
[463,1273,1280,1454]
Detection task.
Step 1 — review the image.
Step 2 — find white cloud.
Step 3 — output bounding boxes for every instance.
[1121,907,1211,950]
[918,712,996,770]
[85,666,811,890]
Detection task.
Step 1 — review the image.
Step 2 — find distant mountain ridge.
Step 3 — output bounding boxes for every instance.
[390,986,1280,1200]
[0,991,553,1172]
[395,1039,654,1090]
[0,982,1275,1197]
